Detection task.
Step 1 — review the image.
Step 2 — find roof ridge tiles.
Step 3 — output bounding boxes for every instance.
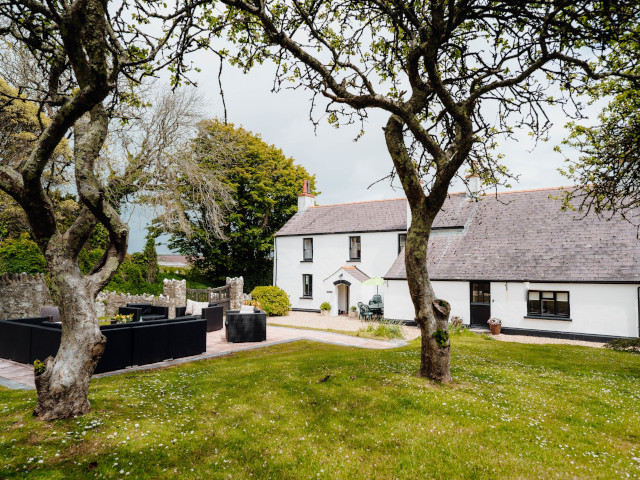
[309,197,406,208]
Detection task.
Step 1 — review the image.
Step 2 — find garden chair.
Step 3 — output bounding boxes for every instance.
[368,295,383,319]
[357,302,373,321]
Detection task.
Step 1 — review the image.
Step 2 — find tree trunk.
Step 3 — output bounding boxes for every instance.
[406,211,452,383]
[384,113,453,382]
[33,238,105,420]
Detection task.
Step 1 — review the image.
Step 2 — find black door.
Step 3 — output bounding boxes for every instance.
[470,281,491,326]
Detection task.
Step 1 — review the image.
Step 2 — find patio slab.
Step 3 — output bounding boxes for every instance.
[0,325,407,390]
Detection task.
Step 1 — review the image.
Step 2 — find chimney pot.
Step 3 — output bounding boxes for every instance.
[297,179,315,214]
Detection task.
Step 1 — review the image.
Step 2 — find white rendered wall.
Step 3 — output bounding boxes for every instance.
[274,230,404,312]
[385,279,639,337]
[384,280,469,323]
[490,282,639,338]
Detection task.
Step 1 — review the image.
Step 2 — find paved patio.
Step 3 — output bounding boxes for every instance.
[0,325,407,390]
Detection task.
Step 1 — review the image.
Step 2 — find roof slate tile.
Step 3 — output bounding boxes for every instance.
[385,188,640,282]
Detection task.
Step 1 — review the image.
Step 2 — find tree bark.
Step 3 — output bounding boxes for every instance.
[384,114,452,382]
[33,234,106,420]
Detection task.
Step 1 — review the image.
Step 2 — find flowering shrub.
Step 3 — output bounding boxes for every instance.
[112,313,134,324]
[487,317,502,326]
[250,286,291,316]
[244,299,264,310]
[450,315,463,327]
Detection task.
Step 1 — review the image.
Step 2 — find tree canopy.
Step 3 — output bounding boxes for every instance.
[216,0,640,381]
[560,23,640,221]
[0,0,227,419]
[164,119,316,291]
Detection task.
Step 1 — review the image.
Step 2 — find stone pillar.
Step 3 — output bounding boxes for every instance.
[163,279,186,317]
[0,273,53,320]
[226,277,244,310]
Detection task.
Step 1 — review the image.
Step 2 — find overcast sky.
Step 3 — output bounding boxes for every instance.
[129,53,593,253]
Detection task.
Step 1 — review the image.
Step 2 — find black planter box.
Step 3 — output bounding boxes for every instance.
[225,308,267,343]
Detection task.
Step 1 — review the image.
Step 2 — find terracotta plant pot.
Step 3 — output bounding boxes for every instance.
[490,323,501,335]
[348,311,358,318]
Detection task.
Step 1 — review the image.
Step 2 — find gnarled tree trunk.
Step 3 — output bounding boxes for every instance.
[34,246,105,419]
[385,114,455,382]
[405,206,452,382]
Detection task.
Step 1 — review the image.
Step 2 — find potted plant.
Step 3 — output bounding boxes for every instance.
[348,305,358,318]
[450,315,463,328]
[320,302,331,316]
[487,317,502,335]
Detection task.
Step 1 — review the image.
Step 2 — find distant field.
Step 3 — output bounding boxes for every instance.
[1,330,639,479]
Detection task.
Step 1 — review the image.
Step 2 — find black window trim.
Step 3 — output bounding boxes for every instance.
[398,233,407,255]
[302,237,313,262]
[470,281,491,305]
[348,236,361,261]
[527,290,570,318]
[302,274,313,298]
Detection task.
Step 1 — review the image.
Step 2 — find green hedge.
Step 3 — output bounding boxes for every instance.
[0,235,47,274]
[250,286,291,316]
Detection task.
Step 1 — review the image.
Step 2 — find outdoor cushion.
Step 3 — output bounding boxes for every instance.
[186,299,209,316]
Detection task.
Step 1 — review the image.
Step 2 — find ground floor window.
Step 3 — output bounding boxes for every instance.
[527,290,569,317]
[302,274,313,298]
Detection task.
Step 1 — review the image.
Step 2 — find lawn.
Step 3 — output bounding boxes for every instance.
[1,330,639,479]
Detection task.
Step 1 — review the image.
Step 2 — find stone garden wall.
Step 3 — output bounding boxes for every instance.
[0,273,53,320]
[0,274,248,321]
[95,279,187,319]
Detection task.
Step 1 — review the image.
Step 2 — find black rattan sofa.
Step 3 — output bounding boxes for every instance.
[117,303,169,322]
[174,303,223,333]
[0,315,206,374]
[225,308,267,343]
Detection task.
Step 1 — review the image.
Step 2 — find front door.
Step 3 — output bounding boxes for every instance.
[470,281,491,326]
[337,284,350,315]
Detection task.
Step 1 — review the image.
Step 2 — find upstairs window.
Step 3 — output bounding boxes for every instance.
[303,238,313,261]
[398,234,407,254]
[302,274,313,298]
[527,291,569,318]
[349,236,361,261]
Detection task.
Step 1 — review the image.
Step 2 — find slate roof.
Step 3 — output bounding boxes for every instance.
[341,266,370,282]
[385,188,640,283]
[276,198,407,236]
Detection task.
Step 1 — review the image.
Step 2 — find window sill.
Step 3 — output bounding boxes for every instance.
[300,296,313,300]
[300,260,313,263]
[524,315,572,322]
[346,259,361,263]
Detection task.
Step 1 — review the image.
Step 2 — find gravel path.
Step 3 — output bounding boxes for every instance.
[268,311,604,348]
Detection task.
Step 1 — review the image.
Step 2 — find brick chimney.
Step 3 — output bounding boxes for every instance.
[297,179,315,214]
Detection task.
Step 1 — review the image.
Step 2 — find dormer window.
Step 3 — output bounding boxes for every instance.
[398,234,407,254]
[303,238,313,261]
[349,236,361,261]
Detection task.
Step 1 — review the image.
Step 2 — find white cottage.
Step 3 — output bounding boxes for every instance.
[273,181,407,315]
[274,183,640,341]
